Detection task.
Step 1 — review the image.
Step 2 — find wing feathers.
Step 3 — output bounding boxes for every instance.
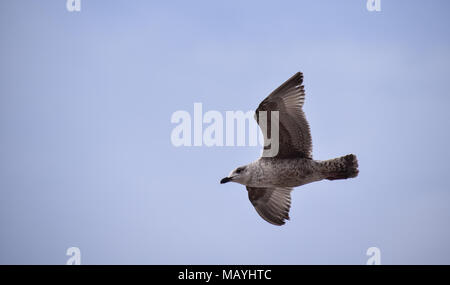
[247,186,293,226]
[255,72,312,158]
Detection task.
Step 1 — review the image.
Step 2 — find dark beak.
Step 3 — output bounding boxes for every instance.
[220,177,232,184]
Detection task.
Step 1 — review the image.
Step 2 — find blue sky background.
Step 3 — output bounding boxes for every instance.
[1,0,450,264]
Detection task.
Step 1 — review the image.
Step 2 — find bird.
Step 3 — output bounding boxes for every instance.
[220,72,359,226]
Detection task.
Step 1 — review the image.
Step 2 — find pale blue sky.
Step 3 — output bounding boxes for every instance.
[1,0,450,264]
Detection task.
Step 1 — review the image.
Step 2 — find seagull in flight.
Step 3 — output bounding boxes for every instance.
[220,72,359,226]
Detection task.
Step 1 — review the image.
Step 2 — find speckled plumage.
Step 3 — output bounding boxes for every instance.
[245,158,322,188]
[220,72,359,226]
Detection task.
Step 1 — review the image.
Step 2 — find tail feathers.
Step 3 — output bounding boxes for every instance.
[322,154,359,181]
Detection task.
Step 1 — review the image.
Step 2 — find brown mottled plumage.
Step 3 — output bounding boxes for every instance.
[220,72,359,226]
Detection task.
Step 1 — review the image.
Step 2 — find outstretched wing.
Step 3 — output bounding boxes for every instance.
[247,186,293,226]
[255,72,312,158]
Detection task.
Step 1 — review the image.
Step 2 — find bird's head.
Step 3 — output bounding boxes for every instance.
[220,165,250,185]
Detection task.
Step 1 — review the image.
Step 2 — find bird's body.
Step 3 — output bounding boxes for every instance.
[241,158,323,188]
[220,72,359,226]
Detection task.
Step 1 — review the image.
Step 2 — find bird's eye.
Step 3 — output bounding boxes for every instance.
[236,168,243,174]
